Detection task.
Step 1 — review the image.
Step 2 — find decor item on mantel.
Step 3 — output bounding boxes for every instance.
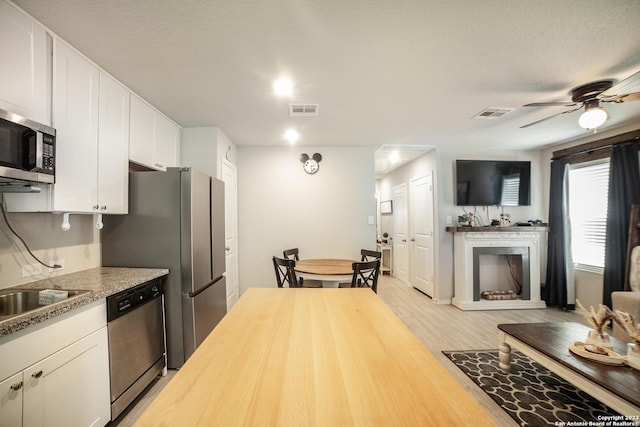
[458,214,470,226]
[576,300,614,348]
[614,310,640,370]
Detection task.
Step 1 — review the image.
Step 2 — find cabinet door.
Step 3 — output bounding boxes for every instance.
[129,95,156,168]
[98,73,130,214]
[26,327,110,427]
[0,372,23,427]
[21,361,44,427]
[0,2,49,124]
[154,115,180,170]
[52,39,100,213]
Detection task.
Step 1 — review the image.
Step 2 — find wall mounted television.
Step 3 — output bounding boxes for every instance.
[455,160,531,206]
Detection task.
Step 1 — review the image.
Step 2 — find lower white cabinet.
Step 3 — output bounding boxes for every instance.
[0,302,110,427]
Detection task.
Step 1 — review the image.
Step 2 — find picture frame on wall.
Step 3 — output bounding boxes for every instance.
[380,200,393,214]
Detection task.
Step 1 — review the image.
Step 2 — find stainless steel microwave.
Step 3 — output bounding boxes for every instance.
[0,108,55,185]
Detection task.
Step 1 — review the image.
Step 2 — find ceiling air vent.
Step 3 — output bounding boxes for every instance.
[472,107,514,119]
[290,104,319,116]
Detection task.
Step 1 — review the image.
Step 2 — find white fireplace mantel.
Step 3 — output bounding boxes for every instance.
[448,227,548,310]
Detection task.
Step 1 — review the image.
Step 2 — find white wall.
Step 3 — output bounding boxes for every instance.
[181,127,237,178]
[0,210,100,288]
[237,146,377,292]
[379,147,545,303]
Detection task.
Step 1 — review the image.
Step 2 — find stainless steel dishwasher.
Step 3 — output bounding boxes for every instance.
[106,278,166,420]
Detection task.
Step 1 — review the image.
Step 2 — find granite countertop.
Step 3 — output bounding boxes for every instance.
[0,267,169,338]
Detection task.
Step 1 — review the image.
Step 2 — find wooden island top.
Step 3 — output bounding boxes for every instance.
[134,288,496,426]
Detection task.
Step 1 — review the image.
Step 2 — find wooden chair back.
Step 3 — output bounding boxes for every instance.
[360,249,382,261]
[283,248,300,261]
[351,259,381,293]
[273,256,300,288]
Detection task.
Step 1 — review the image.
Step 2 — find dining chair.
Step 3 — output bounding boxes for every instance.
[283,248,304,286]
[272,256,300,288]
[283,248,300,261]
[351,259,381,293]
[361,249,382,261]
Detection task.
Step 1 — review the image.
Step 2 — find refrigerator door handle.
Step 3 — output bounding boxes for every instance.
[188,275,224,298]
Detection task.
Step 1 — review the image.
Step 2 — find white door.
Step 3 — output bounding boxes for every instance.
[393,184,408,282]
[410,174,435,296]
[221,159,239,310]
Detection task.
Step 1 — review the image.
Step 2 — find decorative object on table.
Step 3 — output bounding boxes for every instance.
[500,213,511,226]
[614,310,640,370]
[458,214,470,226]
[568,341,626,365]
[576,299,614,348]
[443,350,619,426]
[300,153,322,174]
[491,219,500,226]
[382,232,389,243]
[380,200,393,214]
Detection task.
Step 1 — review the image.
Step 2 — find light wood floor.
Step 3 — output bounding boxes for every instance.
[110,275,586,427]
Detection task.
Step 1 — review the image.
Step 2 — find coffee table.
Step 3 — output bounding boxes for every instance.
[498,322,640,416]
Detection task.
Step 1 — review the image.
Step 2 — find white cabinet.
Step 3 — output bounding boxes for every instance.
[29,39,129,214]
[97,73,130,214]
[0,372,23,427]
[0,1,50,125]
[0,301,110,427]
[52,38,100,213]
[130,95,180,171]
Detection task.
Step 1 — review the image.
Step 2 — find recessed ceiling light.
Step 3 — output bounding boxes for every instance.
[273,77,293,97]
[283,129,299,144]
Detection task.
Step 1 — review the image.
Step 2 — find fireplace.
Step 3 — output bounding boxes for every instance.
[448,228,547,310]
[473,247,529,301]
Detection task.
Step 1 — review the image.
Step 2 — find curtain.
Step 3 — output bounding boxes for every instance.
[603,142,640,307]
[544,158,570,308]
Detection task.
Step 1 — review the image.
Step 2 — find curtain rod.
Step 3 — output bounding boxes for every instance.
[551,129,640,161]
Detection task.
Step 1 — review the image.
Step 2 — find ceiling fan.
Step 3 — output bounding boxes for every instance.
[520,70,640,130]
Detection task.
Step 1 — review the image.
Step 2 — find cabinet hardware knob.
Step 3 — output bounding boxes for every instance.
[93,205,99,210]
[225,247,230,251]
[32,370,43,379]
[410,238,416,242]
[10,382,23,391]
[100,206,107,210]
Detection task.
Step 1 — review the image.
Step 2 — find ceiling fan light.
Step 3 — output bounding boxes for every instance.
[578,106,607,129]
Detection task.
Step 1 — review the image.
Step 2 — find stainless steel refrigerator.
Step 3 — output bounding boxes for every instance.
[101,167,227,369]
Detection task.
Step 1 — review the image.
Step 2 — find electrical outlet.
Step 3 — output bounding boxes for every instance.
[22,264,42,278]
[446,215,453,226]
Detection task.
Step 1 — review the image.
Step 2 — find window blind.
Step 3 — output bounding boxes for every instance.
[567,160,610,269]
[500,174,520,206]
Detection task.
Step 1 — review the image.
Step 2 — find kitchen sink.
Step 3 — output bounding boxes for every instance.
[0,289,91,321]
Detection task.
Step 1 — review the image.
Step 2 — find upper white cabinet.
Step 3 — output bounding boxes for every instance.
[130,95,180,171]
[0,1,50,124]
[97,73,130,214]
[51,39,129,214]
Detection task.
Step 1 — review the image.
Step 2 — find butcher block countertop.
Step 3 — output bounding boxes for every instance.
[0,267,168,337]
[134,288,496,426]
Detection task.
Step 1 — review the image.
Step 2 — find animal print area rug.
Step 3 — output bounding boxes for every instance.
[442,350,620,427]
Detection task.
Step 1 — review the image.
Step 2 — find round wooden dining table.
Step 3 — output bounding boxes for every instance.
[294,259,355,288]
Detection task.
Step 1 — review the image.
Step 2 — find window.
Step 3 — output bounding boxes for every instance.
[567,159,610,271]
[500,174,520,206]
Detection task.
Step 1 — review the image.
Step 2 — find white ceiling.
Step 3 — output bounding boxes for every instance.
[12,0,640,176]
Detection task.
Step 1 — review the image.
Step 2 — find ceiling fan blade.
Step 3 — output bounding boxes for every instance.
[523,101,578,107]
[601,70,640,97]
[601,91,640,103]
[520,106,582,128]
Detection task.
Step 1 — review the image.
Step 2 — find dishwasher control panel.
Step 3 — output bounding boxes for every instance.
[107,278,163,321]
